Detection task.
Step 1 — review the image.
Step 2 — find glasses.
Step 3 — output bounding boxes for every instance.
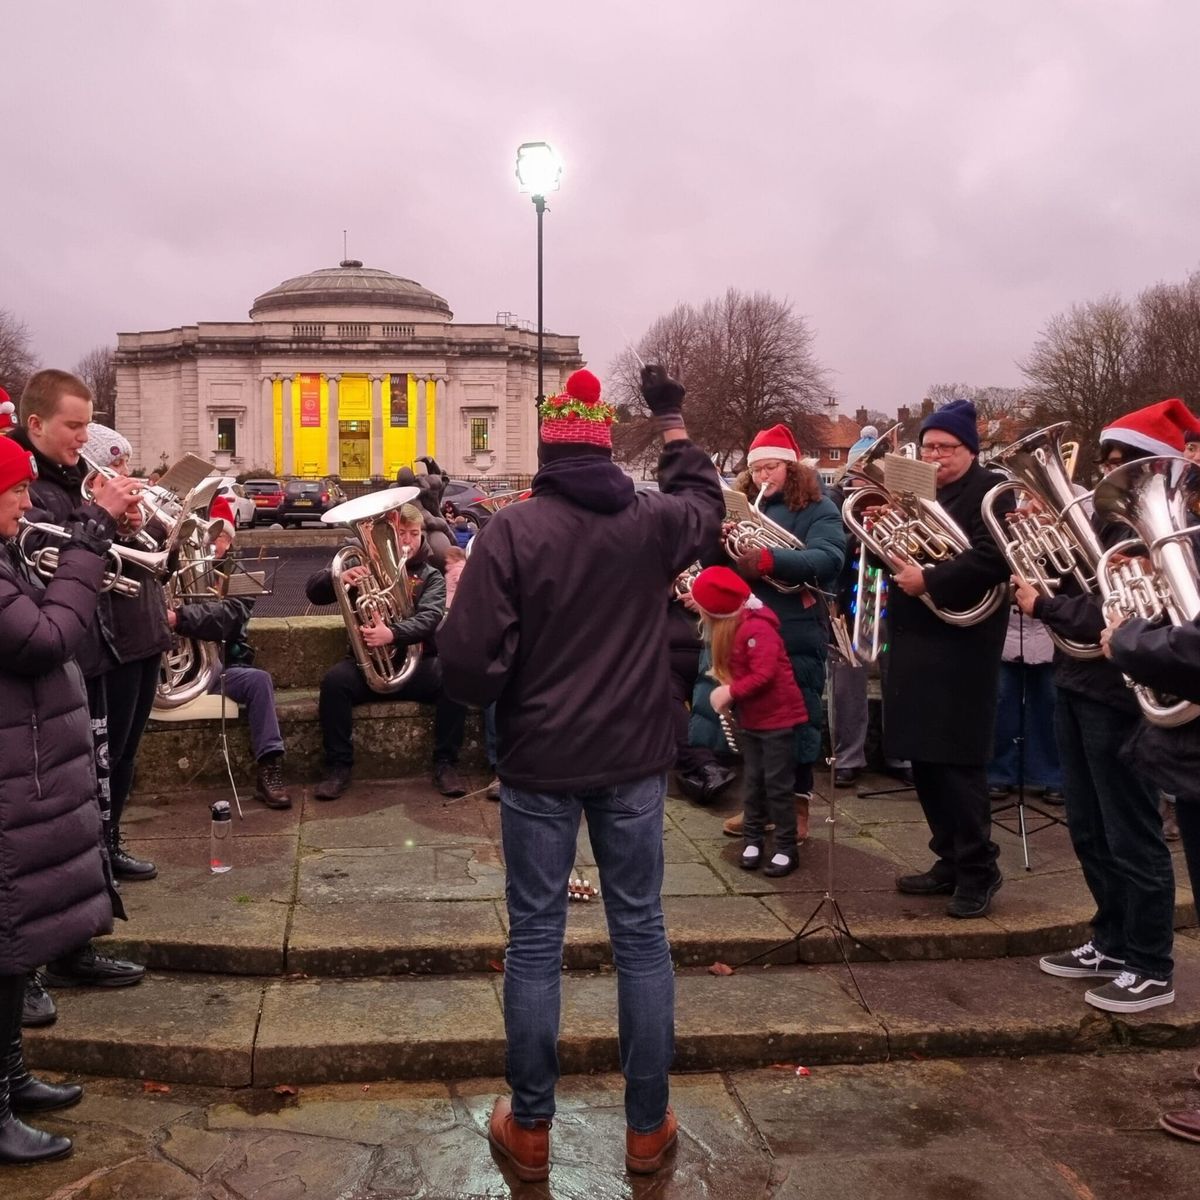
[919,441,963,457]
[1099,455,1126,469]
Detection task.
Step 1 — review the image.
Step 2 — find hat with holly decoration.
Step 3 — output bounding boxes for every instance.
[538,369,616,453]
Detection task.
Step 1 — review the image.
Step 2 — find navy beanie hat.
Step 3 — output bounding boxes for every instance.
[920,399,979,454]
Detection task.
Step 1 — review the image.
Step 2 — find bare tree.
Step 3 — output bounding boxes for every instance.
[0,310,40,402]
[610,289,831,473]
[74,345,117,426]
[1129,270,1200,408]
[924,382,1027,423]
[1020,296,1138,451]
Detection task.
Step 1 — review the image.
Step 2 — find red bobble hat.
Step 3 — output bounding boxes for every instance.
[746,423,801,467]
[0,433,38,493]
[691,566,751,618]
[1099,398,1200,456]
[0,387,16,433]
[539,369,617,450]
[209,494,237,538]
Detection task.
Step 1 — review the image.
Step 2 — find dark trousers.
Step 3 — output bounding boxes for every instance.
[1174,797,1200,911]
[105,655,161,831]
[85,676,110,825]
[0,974,22,1098]
[669,646,716,776]
[319,656,466,771]
[911,760,1000,893]
[741,728,798,854]
[1055,690,1175,979]
[988,662,1062,791]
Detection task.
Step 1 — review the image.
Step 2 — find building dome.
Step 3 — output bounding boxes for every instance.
[249,260,453,322]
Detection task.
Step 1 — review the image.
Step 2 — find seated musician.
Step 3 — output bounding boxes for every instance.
[306,501,467,799]
[167,496,292,809]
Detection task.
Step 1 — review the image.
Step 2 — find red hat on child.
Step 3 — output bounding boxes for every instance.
[1099,398,1200,456]
[746,424,801,467]
[0,434,38,493]
[209,494,236,538]
[539,369,617,451]
[691,566,751,618]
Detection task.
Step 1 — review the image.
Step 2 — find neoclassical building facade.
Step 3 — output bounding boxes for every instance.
[114,261,584,479]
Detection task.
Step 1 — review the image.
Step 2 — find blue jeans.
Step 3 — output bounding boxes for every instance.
[500,774,674,1132]
[988,662,1062,791]
[1055,690,1175,979]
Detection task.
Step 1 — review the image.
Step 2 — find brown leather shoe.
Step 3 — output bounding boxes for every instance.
[488,1096,550,1182]
[1159,1107,1200,1143]
[723,812,776,838]
[255,757,292,809]
[626,1107,677,1174]
[795,792,811,841]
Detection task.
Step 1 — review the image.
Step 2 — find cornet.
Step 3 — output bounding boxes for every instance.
[16,518,170,597]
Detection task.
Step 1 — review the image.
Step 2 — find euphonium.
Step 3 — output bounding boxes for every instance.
[721,483,806,595]
[980,422,1105,660]
[1092,456,1200,728]
[841,424,1007,627]
[323,486,423,694]
[850,548,887,663]
[16,517,166,597]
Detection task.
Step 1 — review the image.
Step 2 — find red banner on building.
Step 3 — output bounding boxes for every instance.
[299,374,321,427]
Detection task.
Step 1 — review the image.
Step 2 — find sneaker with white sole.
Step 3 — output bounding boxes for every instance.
[1039,941,1126,979]
[1084,971,1174,1013]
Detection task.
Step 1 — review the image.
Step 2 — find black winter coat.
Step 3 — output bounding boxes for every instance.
[0,540,114,973]
[438,441,724,791]
[1109,616,1200,802]
[883,460,1012,765]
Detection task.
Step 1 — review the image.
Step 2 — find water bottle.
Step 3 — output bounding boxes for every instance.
[209,800,233,874]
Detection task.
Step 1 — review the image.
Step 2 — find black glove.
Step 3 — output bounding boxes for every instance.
[63,517,115,558]
[640,364,686,431]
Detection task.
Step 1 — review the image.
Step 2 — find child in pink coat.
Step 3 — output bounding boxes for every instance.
[694,566,809,877]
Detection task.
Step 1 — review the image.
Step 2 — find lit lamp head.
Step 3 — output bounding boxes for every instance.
[515,141,562,200]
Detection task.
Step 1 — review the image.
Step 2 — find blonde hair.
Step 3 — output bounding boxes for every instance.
[398,503,424,527]
[700,610,740,685]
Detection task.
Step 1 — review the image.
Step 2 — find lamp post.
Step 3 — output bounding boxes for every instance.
[515,141,562,423]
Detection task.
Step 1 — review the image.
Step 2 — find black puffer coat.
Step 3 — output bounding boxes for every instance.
[0,539,114,974]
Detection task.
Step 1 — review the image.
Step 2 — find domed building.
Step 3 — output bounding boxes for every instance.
[114,261,583,479]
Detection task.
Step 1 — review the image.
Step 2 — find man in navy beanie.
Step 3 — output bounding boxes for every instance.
[885,399,1013,918]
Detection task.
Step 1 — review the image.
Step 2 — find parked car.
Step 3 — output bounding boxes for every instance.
[441,479,507,526]
[276,477,347,527]
[242,477,285,524]
[210,477,257,529]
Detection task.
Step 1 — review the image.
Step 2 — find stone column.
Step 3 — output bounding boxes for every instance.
[279,375,294,476]
[326,374,341,476]
[370,375,385,477]
[433,375,448,467]
[415,376,428,459]
[259,375,273,470]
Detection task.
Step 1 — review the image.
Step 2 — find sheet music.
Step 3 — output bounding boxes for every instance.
[882,453,938,501]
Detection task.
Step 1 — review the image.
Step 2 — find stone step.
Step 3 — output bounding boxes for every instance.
[26,940,1200,1087]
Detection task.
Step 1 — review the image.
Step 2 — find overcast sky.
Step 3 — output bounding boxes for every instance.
[4,0,1198,417]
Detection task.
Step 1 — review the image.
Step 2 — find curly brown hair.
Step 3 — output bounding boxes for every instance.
[734,460,822,511]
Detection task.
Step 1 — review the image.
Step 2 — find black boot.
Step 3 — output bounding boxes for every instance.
[108,824,157,882]
[0,977,72,1165]
[6,1015,82,1114]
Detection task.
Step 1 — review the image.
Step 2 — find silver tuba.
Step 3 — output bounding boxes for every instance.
[1093,456,1200,728]
[721,483,807,594]
[841,424,1007,627]
[323,486,423,694]
[980,422,1105,660]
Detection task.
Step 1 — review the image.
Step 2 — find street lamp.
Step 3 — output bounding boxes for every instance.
[515,141,563,422]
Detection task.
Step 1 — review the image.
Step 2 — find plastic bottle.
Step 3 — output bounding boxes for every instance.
[209,800,233,874]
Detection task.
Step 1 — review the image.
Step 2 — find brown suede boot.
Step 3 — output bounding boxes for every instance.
[626,1106,678,1174]
[795,792,811,841]
[488,1095,550,1182]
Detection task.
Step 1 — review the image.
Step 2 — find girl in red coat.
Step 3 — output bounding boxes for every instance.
[695,566,809,877]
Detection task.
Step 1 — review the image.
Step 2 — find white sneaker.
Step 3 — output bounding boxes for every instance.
[1085,971,1175,1013]
[1038,941,1126,979]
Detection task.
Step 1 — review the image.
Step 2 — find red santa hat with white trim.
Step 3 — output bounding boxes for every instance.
[746,423,802,467]
[209,494,237,539]
[0,386,16,434]
[1099,398,1200,456]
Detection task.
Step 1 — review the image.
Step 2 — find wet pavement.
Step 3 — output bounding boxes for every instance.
[5,1051,1199,1199]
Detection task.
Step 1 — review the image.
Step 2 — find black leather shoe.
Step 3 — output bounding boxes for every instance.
[43,945,145,989]
[314,767,352,801]
[887,765,915,786]
[764,850,799,878]
[896,869,956,896]
[433,764,466,798]
[947,873,1003,919]
[0,1115,72,1164]
[699,763,736,801]
[21,973,56,1029]
[1040,789,1065,805]
[110,837,157,881]
[834,767,861,787]
[11,1078,83,1114]
[988,784,1011,800]
[675,770,708,803]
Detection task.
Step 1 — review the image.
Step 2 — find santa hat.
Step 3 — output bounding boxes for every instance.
[1099,398,1200,457]
[209,494,237,538]
[691,566,751,618]
[538,369,616,453]
[84,422,132,467]
[0,387,15,434]
[746,424,801,468]
[0,434,38,493]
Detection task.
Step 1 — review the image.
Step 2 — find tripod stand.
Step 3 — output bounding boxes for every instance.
[988,608,1063,869]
